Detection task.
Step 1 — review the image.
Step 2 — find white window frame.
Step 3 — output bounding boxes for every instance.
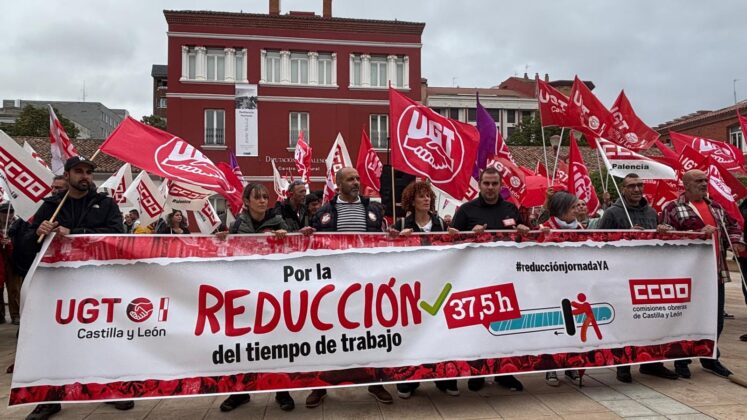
[204,109,225,145]
[289,112,310,148]
[187,50,197,80]
[158,97,167,108]
[209,195,228,225]
[318,53,333,86]
[235,51,245,82]
[370,114,389,149]
[290,53,309,84]
[266,51,281,83]
[206,49,225,81]
[730,125,744,151]
[370,57,388,88]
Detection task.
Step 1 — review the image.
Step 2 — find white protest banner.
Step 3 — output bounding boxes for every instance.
[192,200,221,234]
[160,180,213,212]
[0,130,55,220]
[98,163,134,208]
[235,83,258,156]
[598,138,676,180]
[123,171,165,226]
[11,231,716,405]
[22,141,52,171]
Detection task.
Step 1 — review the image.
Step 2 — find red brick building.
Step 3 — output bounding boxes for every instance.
[655,101,747,152]
[164,0,424,207]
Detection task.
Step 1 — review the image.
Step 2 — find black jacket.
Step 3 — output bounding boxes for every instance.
[597,197,658,230]
[273,199,308,231]
[394,213,446,232]
[16,190,124,272]
[312,195,385,232]
[230,211,289,234]
[451,194,522,231]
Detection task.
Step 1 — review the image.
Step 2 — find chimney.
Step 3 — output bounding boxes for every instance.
[544,73,549,82]
[323,0,332,17]
[523,72,528,79]
[269,0,280,15]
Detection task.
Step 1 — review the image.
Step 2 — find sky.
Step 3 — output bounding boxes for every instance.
[2,0,746,127]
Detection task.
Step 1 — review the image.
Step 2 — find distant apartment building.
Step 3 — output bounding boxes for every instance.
[0,99,128,139]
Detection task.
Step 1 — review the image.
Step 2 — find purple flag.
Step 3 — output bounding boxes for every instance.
[228,150,247,186]
[473,94,498,178]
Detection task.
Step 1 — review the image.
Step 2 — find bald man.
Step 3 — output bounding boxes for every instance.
[661,169,745,379]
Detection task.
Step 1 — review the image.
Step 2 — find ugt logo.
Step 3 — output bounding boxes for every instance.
[396,106,465,183]
[55,297,170,324]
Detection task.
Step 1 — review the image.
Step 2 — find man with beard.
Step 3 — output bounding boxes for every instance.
[450,166,529,393]
[306,167,391,408]
[661,169,744,379]
[273,180,314,233]
[19,156,128,420]
[597,173,679,382]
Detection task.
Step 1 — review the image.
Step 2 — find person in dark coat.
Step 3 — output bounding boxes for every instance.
[21,156,131,420]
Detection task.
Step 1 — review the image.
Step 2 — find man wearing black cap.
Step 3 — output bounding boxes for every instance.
[19,156,129,420]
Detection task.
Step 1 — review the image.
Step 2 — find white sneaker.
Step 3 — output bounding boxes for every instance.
[545,371,559,387]
[565,370,581,386]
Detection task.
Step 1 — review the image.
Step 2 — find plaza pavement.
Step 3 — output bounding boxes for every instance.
[2,281,747,419]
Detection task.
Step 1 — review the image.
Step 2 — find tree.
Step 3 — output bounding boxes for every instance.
[141,114,167,130]
[507,115,565,146]
[0,105,79,138]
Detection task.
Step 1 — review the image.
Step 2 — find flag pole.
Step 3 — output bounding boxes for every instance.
[535,78,551,184]
[717,217,747,291]
[37,148,103,243]
[594,142,608,194]
[596,143,633,227]
[2,202,11,249]
[551,128,565,184]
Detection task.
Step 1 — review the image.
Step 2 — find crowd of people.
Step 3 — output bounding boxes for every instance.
[1,157,744,419]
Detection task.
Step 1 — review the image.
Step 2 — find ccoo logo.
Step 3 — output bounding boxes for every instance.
[396,106,465,183]
[155,138,235,193]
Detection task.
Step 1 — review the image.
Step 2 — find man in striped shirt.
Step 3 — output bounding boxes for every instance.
[312,167,385,233]
[308,167,390,407]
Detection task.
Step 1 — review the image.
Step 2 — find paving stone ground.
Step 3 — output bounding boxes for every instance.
[2,279,747,419]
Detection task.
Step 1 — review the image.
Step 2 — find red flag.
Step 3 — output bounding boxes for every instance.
[356,128,383,197]
[535,161,548,178]
[670,131,745,173]
[567,76,615,145]
[607,91,660,150]
[49,105,79,175]
[738,110,747,142]
[648,180,679,214]
[100,117,240,206]
[322,133,352,203]
[494,129,516,165]
[536,78,574,127]
[216,162,245,214]
[271,159,289,201]
[654,140,679,168]
[708,157,747,201]
[486,157,525,205]
[228,150,247,187]
[706,158,744,227]
[389,87,479,199]
[567,134,600,215]
[554,159,569,186]
[677,143,708,174]
[294,131,312,184]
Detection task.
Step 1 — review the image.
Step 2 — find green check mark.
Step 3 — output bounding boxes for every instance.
[419,282,452,316]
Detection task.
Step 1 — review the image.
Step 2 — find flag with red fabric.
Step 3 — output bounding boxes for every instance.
[670,131,745,173]
[647,180,680,214]
[355,128,382,197]
[566,76,615,146]
[322,133,353,203]
[567,134,600,215]
[49,105,79,175]
[216,163,246,215]
[706,158,744,227]
[607,91,660,151]
[535,161,548,178]
[536,78,575,127]
[271,159,289,201]
[100,117,241,210]
[653,140,679,168]
[228,150,247,187]
[738,110,747,141]
[294,131,312,185]
[486,156,525,205]
[389,88,479,199]
[554,159,569,187]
